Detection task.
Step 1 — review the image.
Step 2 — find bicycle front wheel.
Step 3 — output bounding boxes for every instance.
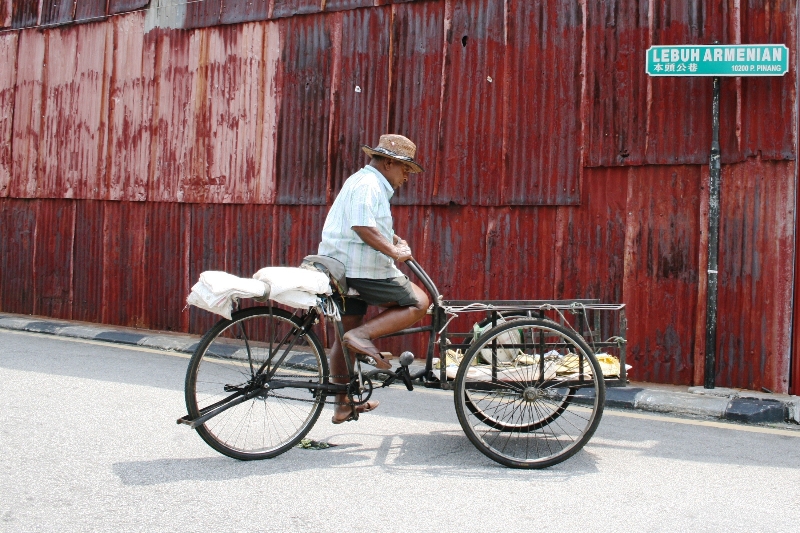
[185,306,328,460]
[454,318,605,469]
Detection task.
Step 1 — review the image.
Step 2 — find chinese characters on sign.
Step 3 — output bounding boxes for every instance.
[646,45,789,76]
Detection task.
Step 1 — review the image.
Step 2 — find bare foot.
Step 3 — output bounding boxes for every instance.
[331,399,380,424]
[342,333,392,370]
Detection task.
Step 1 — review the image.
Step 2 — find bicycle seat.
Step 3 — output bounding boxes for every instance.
[301,255,348,296]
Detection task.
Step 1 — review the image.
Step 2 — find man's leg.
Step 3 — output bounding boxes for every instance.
[342,283,429,360]
[330,314,380,423]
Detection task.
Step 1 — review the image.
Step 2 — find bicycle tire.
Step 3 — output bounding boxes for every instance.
[454,317,605,469]
[185,306,328,460]
[466,313,575,429]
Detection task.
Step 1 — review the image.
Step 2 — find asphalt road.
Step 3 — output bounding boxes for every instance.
[1,329,799,533]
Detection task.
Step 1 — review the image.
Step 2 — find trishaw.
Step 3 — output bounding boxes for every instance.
[178,259,626,469]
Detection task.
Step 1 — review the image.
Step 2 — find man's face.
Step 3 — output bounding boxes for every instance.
[381,159,413,189]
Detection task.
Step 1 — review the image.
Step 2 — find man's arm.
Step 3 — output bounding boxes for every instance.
[352,226,412,262]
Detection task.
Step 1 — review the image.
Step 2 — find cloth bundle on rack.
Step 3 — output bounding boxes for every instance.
[252,267,331,309]
[187,266,333,320]
[186,271,269,320]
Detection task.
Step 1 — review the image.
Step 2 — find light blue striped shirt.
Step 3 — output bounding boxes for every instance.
[318,165,402,279]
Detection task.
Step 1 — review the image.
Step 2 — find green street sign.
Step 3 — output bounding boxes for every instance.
[646,44,789,76]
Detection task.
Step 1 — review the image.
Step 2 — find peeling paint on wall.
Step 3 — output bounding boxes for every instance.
[0,1,797,392]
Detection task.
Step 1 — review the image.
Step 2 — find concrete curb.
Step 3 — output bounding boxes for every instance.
[688,386,800,424]
[575,385,797,424]
[2,312,798,426]
[0,314,201,355]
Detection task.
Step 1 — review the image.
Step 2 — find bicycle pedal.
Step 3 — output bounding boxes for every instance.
[355,353,378,366]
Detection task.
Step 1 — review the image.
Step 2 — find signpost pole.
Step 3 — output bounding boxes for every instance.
[704,76,722,389]
[645,43,788,389]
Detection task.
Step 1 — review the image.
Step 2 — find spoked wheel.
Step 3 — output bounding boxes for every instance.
[464,386,576,431]
[454,318,605,469]
[185,306,328,460]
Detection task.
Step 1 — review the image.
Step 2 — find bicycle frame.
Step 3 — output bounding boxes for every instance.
[179,258,625,468]
[179,258,626,429]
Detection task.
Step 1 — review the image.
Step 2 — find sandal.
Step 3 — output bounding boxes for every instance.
[331,399,380,424]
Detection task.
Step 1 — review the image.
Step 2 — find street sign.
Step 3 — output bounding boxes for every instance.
[646,44,789,76]
[645,43,789,388]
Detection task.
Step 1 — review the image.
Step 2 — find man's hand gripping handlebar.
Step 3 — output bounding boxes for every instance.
[393,235,413,262]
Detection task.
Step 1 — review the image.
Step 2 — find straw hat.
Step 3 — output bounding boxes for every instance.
[362,134,424,173]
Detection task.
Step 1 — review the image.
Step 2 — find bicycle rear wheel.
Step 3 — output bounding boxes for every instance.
[454,318,605,469]
[185,306,328,460]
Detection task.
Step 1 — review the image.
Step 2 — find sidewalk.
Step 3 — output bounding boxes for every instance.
[2,311,798,426]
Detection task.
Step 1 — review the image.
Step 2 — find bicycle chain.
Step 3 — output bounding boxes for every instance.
[261,373,351,379]
[265,392,354,406]
[259,373,366,406]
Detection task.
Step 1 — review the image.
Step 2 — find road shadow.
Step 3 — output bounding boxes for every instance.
[113,430,599,486]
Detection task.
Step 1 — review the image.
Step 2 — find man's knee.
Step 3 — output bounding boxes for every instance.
[410,285,430,316]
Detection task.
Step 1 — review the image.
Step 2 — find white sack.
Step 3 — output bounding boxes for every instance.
[270,290,319,310]
[200,271,268,301]
[186,271,269,320]
[187,289,236,320]
[252,267,331,297]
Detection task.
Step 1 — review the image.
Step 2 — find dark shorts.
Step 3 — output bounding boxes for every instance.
[334,276,419,316]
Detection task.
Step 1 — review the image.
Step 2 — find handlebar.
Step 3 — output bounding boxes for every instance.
[404,258,441,304]
[393,236,440,304]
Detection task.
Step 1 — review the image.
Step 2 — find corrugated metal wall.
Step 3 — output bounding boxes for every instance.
[0,0,797,393]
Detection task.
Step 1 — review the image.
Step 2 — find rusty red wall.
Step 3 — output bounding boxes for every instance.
[0,0,798,393]
[0,32,15,195]
[622,165,703,385]
[716,159,795,392]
